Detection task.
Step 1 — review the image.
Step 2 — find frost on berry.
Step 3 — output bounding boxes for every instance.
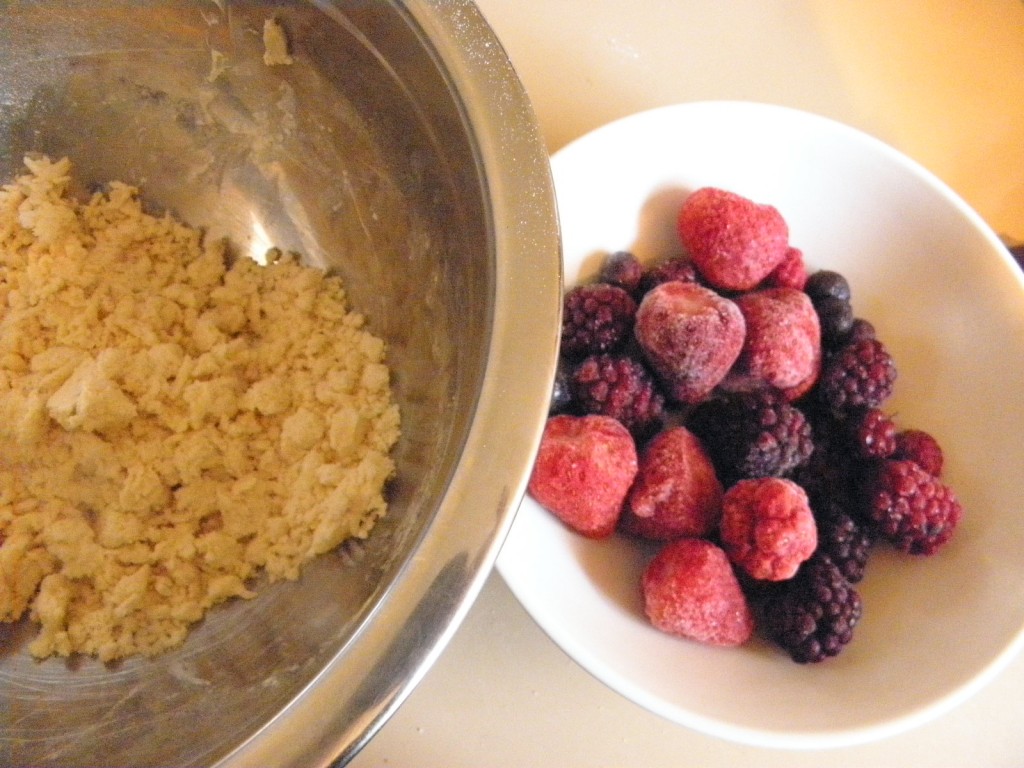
[723,287,821,395]
[676,187,789,291]
[719,477,817,581]
[621,427,723,540]
[528,414,637,538]
[634,281,745,404]
[642,538,754,646]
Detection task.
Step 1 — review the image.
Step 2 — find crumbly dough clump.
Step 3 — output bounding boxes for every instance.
[0,157,400,661]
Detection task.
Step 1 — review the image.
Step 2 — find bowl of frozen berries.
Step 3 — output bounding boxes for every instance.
[497,101,1024,748]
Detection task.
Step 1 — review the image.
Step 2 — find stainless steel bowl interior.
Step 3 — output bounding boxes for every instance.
[0,2,561,766]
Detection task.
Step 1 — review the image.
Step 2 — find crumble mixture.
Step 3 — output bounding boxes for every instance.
[0,156,400,661]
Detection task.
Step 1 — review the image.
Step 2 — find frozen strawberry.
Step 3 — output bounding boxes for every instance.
[642,538,754,646]
[721,287,821,396]
[677,187,790,291]
[719,477,817,581]
[621,427,723,540]
[634,281,745,404]
[764,246,808,290]
[528,414,638,538]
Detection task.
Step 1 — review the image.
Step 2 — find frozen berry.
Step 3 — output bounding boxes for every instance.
[846,318,877,345]
[814,501,874,583]
[642,538,754,647]
[816,295,855,349]
[719,478,817,581]
[569,354,664,437]
[761,553,862,663]
[528,415,638,538]
[677,187,790,291]
[550,363,573,414]
[849,407,897,459]
[764,246,808,290]
[561,283,637,358]
[638,256,699,296]
[621,427,723,540]
[601,250,644,294]
[893,428,944,477]
[863,459,962,555]
[634,281,745,404]
[723,287,821,394]
[805,270,851,305]
[687,391,813,485]
[819,338,897,415]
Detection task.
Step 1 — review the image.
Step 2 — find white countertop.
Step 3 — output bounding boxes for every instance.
[352,2,1024,765]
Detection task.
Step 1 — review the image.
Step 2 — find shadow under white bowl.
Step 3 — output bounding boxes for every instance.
[498,100,1024,750]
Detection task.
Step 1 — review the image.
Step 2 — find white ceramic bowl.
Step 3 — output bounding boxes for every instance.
[497,101,1024,749]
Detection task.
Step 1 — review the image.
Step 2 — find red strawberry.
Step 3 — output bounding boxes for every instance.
[621,427,723,540]
[528,414,638,538]
[642,538,754,646]
[633,281,745,404]
[677,187,789,291]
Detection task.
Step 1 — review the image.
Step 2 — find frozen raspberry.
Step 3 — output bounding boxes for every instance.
[638,255,699,296]
[760,553,862,663]
[528,415,638,539]
[819,338,897,415]
[764,246,808,290]
[719,477,817,581]
[642,538,754,646]
[893,428,944,477]
[813,501,874,583]
[687,391,813,485]
[849,407,897,459]
[600,250,644,295]
[561,283,637,358]
[677,187,790,291]
[634,281,745,404]
[722,287,821,394]
[620,427,723,540]
[863,459,962,555]
[569,354,664,438]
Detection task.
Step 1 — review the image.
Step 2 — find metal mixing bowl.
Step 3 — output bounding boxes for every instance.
[0,2,561,765]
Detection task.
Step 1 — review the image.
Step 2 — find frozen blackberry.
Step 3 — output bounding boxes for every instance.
[805,270,851,305]
[849,407,897,459]
[569,354,664,437]
[816,295,855,349]
[688,391,813,484]
[638,256,699,296]
[819,338,897,415]
[761,553,863,663]
[863,459,962,555]
[600,251,644,295]
[893,428,944,477]
[561,283,637,358]
[846,317,877,345]
[814,500,874,583]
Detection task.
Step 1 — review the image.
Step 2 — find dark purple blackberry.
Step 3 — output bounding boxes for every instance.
[813,500,874,583]
[892,428,944,477]
[816,295,855,349]
[600,251,644,295]
[848,407,897,460]
[762,553,862,663]
[637,256,698,296]
[846,317,877,345]
[569,353,664,437]
[561,283,636,358]
[819,338,896,416]
[805,269,851,305]
[687,391,813,484]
